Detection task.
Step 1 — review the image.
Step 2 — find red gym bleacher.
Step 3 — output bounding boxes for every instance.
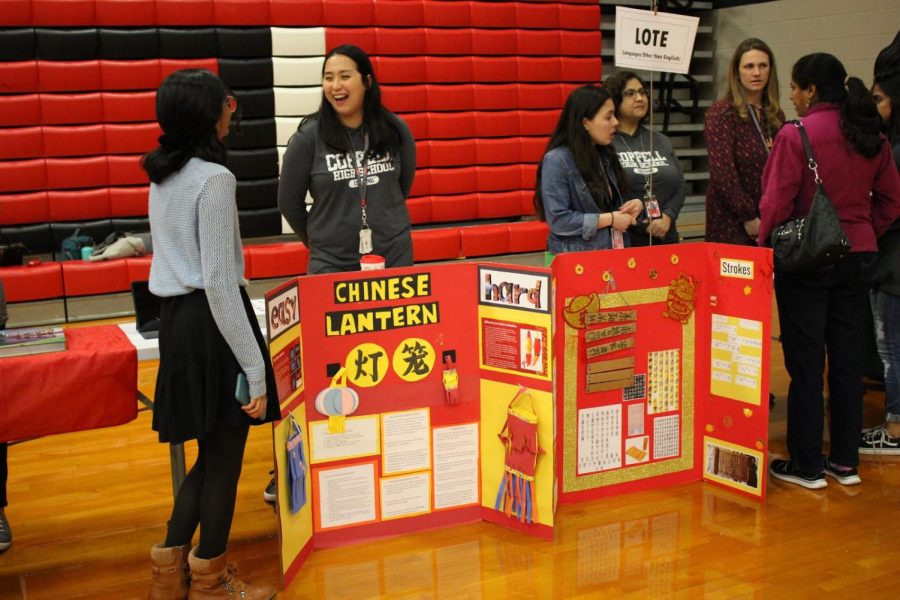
[0,0,602,322]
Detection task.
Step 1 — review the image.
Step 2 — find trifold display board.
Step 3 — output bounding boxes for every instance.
[264,242,772,588]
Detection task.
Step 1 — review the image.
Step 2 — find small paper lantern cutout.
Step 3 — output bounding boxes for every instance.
[314,368,359,433]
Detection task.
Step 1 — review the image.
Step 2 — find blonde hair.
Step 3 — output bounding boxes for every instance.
[725,38,783,134]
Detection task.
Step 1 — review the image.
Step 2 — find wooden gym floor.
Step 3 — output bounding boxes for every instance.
[1,310,899,599]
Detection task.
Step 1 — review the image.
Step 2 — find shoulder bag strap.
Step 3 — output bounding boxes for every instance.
[791,120,823,185]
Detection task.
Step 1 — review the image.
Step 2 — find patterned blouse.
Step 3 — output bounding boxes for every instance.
[704,98,782,245]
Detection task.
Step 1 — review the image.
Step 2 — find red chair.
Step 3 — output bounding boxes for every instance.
[507,220,549,253]
[560,31,602,56]
[107,155,148,186]
[323,0,375,26]
[376,28,426,55]
[472,84,518,110]
[477,165,523,192]
[476,111,519,138]
[381,84,428,113]
[126,256,152,282]
[105,123,160,155]
[245,243,309,279]
[518,109,558,136]
[426,29,472,55]
[41,92,103,125]
[519,136,547,162]
[45,156,108,190]
[109,186,149,217]
[426,113,475,139]
[0,94,42,127]
[2,0,32,26]
[428,167,477,196]
[213,0,271,25]
[42,124,105,158]
[422,0,469,27]
[31,0,95,26]
[374,56,427,84]
[48,188,111,222]
[0,262,64,303]
[516,2,559,29]
[561,57,602,82]
[405,196,432,225]
[325,28,376,52]
[477,190,531,220]
[0,126,43,160]
[475,138,521,165]
[559,3,600,29]
[62,259,130,297]
[373,0,423,26]
[431,193,478,222]
[460,223,510,257]
[0,159,46,193]
[102,91,156,123]
[39,61,101,92]
[402,113,429,142]
[270,0,324,25]
[517,84,566,109]
[412,228,460,262]
[0,61,39,94]
[0,192,50,226]
[95,0,157,25]
[426,140,476,168]
[427,57,473,84]
[100,60,161,91]
[517,58,560,82]
[425,84,473,111]
[155,0,214,25]
[408,169,431,197]
[470,2,515,28]
[471,29,515,55]
[517,31,560,56]
[472,57,507,83]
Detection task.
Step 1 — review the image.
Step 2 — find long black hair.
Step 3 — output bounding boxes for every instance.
[141,69,230,184]
[300,44,402,159]
[792,53,883,158]
[874,32,900,144]
[533,85,627,220]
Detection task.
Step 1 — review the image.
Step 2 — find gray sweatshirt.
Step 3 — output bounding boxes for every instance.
[278,113,416,273]
[612,126,686,245]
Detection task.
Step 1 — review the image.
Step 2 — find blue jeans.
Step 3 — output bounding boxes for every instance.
[871,289,900,423]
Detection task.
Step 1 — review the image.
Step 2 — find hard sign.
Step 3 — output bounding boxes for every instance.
[614,7,700,75]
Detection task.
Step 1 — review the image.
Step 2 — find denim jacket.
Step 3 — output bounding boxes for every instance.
[540,146,628,254]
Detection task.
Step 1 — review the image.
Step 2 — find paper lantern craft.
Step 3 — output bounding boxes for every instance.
[314,368,359,433]
[494,386,543,524]
[286,413,307,514]
[441,354,460,405]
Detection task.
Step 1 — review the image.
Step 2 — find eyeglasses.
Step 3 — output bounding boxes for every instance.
[225,95,238,112]
[623,88,649,98]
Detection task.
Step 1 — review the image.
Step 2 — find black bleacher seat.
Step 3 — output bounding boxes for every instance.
[158,27,218,59]
[0,28,36,61]
[98,28,160,60]
[236,178,278,210]
[0,224,53,256]
[36,28,99,61]
[227,148,279,179]
[238,208,282,238]
[216,28,272,58]
[50,220,114,259]
[219,58,274,89]
[111,217,150,235]
[226,118,276,150]
[231,88,275,119]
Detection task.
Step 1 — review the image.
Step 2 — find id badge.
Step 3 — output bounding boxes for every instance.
[359,227,373,254]
[612,229,625,249]
[645,196,661,219]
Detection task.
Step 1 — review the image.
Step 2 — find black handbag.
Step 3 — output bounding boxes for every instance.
[769,121,851,273]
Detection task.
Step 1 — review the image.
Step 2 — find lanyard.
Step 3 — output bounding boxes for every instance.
[349,132,370,223]
[748,105,772,153]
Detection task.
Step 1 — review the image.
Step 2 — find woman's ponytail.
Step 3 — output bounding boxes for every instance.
[840,75,883,159]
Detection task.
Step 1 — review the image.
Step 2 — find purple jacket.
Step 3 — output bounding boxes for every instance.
[758,103,900,253]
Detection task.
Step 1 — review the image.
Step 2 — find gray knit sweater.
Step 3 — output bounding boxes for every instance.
[148,158,266,399]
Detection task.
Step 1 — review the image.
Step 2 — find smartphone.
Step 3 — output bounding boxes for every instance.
[235,372,250,406]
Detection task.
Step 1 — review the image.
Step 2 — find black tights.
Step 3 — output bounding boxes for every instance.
[164,424,249,558]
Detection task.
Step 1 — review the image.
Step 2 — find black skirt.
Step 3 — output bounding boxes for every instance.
[153,287,280,444]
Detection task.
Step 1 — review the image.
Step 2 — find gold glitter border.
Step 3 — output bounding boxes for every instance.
[562,287,695,493]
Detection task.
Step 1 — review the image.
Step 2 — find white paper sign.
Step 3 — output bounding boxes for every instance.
[614,7,699,75]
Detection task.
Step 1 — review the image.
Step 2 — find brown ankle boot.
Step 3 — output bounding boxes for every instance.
[148,543,190,600]
[187,546,276,599]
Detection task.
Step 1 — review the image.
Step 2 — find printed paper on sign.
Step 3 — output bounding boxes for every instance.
[614,7,699,75]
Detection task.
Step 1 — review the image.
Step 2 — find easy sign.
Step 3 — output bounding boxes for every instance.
[614,7,700,75]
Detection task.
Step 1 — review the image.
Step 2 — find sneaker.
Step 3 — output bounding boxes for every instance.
[0,509,11,551]
[823,457,861,486]
[859,426,900,455]
[769,459,827,490]
[263,473,276,504]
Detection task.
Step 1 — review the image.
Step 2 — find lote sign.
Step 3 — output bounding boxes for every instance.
[614,7,700,75]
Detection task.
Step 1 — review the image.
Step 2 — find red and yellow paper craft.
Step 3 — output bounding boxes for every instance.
[494,385,543,523]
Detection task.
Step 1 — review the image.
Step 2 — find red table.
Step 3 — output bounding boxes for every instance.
[0,325,137,442]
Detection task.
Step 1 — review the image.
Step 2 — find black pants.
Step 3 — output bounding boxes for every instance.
[164,424,249,558]
[775,253,873,474]
[1,442,7,508]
